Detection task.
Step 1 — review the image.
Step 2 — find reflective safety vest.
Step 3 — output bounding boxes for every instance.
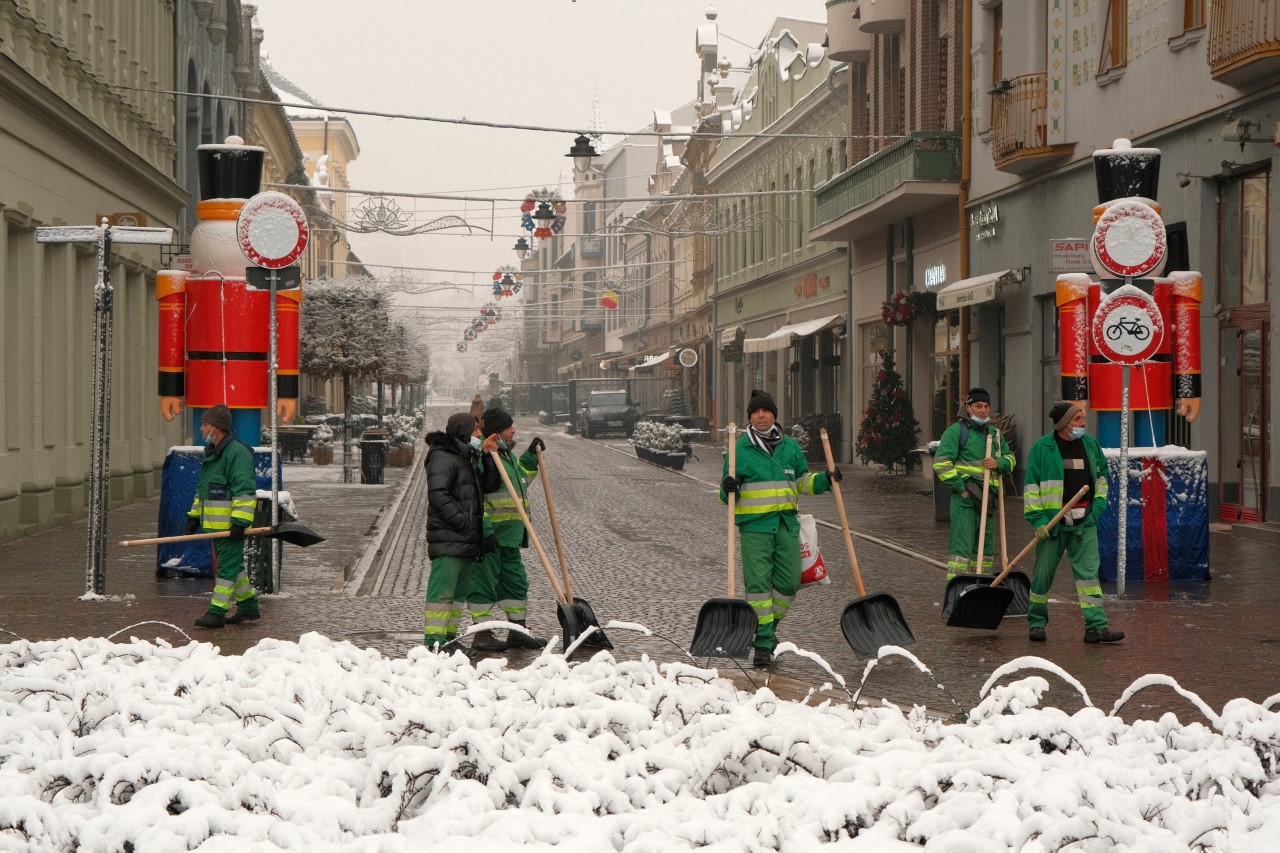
[188,433,257,532]
[721,435,829,533]
[485,447,539,546]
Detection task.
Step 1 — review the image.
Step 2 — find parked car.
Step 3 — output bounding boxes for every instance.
[578,390,641,439]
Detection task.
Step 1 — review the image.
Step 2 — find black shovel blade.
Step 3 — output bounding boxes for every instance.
[266,522,325,547]
[689,598,757,659]
[840,592,916,659]
[941,571,1030,619]
[556,602,582,649]
[945,583,1015,629]
[571,598,613,650]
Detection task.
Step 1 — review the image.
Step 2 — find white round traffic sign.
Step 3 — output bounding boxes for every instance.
[238,192,309,269]
[1090,200,1166,279]
[1090,292,1164,365]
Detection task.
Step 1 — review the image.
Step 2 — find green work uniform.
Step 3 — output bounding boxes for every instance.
[720,433,832,651]
[188,432,259,617]
[1023,431,1111,632]
[932,420,1014,577]
[471,444,539,622]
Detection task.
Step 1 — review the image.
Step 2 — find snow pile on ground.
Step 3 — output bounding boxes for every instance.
[2,632,1279,850]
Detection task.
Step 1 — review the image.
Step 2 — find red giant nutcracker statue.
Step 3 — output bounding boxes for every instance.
[157,137,301,442]
[1057,139,1202,448]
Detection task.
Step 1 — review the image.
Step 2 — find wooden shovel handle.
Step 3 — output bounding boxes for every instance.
[119,527,272,546]
[990,484,1091,587]
[726,424,737,598]
[975,432,993,572]
[536,447,574,601]
[820,428,865,597]
[996,430,1009,571]
[490,450,569,605]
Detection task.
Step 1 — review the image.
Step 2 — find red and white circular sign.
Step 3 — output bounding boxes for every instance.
[1090,200,1166,279]
[238,192,309,269]
[1091,293,1165,365]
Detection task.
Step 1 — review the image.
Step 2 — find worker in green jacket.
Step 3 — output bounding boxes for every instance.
[719,390,839,668]
[188,404,260,629]
[932,387,1015,578]
[471,406,547,650]
[1023,401,1123,644]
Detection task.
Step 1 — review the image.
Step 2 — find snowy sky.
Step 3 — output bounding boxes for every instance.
[249,1,826,367]
[4,630,1280,849]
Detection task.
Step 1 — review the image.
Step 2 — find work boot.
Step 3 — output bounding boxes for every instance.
[225,609,260,625]
[1084,628,1125,644]
[752,646,773,668]
[507,621,547,649]
[1029,627,1046,642]
[193,611,225,629]
[471,630,508,652]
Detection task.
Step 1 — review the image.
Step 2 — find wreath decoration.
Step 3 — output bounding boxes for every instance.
[881,290,938,327]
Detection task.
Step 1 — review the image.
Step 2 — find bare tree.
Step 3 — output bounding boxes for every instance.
[300,276,391,483]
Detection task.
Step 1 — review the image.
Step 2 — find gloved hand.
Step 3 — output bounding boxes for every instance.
[228,525,246,542]
[185,517,200,535]
[482,534,499,554]
[827,466,842,483]
[720,475,740,495]
[1034,525,1051,541]
[527,437,546,455]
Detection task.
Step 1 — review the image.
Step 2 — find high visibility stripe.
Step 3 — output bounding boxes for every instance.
[772,589,794,620]
[1029,592,1049,605]
[496,599,527,617]
[736,479,800,516]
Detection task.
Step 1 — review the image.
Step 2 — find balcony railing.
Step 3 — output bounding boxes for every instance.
[989,72,1074,174]
[1208,0,1280,87]
[813,131,960,229]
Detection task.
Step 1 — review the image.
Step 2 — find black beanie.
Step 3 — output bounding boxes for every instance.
[201,404,233,432]
[965,387,991,406]
[481,406,514,436]
[446,413,476,441]
[746,389,778,418]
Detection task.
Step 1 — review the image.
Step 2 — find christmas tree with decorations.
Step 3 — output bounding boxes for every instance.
[854,347,920,470]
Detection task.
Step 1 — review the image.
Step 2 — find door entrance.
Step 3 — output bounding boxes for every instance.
[1219,321,1269,522]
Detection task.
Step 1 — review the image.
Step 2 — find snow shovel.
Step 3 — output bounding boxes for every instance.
[490,450,581,649]
[119,521,325,548]
[940,430,1030,619]
[690,424,757,659]
[536,446,612,650]
[821,428,916,660]
[946,485,1090,629]
[994,471,1030,616]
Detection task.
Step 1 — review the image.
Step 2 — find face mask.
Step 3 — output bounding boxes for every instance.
[497,438,509,451]
[1070,427,1086,440]
[970,415,990,426]
[470,436,483,450]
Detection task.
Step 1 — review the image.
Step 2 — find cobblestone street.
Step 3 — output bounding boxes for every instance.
[1,408,1276,721]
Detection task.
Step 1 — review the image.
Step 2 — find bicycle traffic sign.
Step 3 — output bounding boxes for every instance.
[1091,291,1164,365]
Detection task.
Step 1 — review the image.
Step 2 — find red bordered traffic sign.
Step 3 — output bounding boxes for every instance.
[1090,200,1167,279]
[1090,292,1165,365]
[238,192,309,269]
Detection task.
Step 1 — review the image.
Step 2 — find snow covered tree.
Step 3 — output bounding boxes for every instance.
[854,347,920,471]
[301,277,392,483]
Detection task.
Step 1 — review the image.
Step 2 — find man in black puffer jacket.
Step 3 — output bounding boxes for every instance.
[423,412,500,652]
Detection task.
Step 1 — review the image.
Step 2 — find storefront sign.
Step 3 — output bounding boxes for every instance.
[793,273,831,299]
[724,343,743,362]
[969,203,999,240]
[1051,239,1092,273]
[923,263,947,288]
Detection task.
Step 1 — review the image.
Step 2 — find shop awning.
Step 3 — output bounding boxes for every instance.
[628,350,672,372]
[935,269,1021,311]
[742,314,844,354]
[719,325,744,346]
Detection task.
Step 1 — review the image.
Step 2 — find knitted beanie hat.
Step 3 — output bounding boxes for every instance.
[201,404,233,432]
[1049,402,1083,432]
[746,389,778,418]
[965,387,991,406]
[481,406,514,436]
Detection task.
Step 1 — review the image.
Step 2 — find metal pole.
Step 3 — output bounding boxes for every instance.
[87,223,113,595]
[269,268,281,593]
[1117,364,1130,597]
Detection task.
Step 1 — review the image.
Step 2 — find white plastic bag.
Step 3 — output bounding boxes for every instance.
[798,513,830,586]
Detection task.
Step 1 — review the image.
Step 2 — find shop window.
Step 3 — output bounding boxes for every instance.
[1219,170,1271,308]
[930,311,961,439]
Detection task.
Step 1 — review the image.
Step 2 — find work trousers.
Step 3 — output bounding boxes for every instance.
[468,545,529,623]
[208,537,258,616]
[946,493,996,578]
[740,525,800,651]
[1027,525,1109,632]
[425,555,474,646]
